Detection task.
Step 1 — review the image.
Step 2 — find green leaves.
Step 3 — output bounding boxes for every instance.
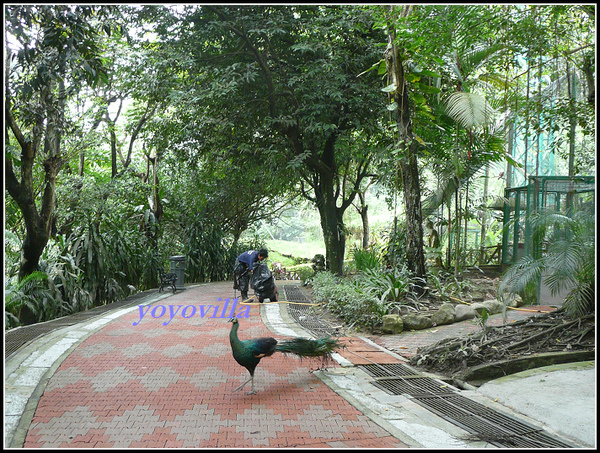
[445,91,496,129]
[499,210,595,317]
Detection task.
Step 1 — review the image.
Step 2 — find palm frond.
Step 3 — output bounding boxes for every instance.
[500,209,595,316]
[499,255,545,296]
[563,280,595,318]
[445,92,497,129]
[455,41,507,79]
[421,134,504,218]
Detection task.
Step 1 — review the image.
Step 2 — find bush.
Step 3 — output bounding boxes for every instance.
[351,245,381,272]
[288,264,314,284]
[311,271,383,332]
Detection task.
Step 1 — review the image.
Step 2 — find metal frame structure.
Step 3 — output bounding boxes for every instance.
[501,176,595,303]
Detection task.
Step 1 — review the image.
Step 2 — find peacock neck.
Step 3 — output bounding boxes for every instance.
[230,322,241,347]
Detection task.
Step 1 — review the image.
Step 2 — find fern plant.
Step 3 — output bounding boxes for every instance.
[356,265,427,313]
[499,209,595,318]
[4,272,64,327]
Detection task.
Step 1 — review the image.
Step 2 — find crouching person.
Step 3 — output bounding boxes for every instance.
[233,249,268,301]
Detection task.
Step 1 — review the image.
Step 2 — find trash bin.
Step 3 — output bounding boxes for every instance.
[169,255,186,290]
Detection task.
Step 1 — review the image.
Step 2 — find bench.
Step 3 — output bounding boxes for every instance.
[158,269,178,294]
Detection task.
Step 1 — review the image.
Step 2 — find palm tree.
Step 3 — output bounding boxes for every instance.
[421,40,508,274]
[498,209,595,318]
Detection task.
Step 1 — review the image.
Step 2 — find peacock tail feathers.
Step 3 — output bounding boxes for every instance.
[275,336,344,360]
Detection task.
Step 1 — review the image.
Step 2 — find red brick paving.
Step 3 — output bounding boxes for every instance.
[23,282,408,448]
[336,337,402,365]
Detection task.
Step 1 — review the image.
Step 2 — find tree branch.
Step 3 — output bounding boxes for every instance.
[5,104,29,152]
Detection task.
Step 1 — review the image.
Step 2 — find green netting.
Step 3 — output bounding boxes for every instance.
[502,176,595,266]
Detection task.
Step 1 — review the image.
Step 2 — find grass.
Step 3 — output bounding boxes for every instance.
[266,239,325,261]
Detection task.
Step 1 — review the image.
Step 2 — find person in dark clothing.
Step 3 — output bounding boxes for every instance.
[233,249,268,301]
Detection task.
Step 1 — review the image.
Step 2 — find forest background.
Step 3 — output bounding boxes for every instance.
[4,5,595,327]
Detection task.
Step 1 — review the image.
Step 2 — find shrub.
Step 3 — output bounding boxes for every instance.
[4,271,70,328]
[289,264,314,284]
[311,271,383,332]
[351,245,381,272]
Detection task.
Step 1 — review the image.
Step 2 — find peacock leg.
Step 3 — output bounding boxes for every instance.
[246,376,256,395]
[233,376,252,392]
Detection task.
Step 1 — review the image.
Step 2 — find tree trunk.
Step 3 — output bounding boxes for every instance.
[454,185,461,277]
[5,81,65,280]
[385,20,427,293]
[146,154,164,248]
[310,137,348,276]
[355,185,372,249]
[566,61,576,177]
[480,163,489,263]
[582,52,595,106]
[359,203,370,249]
[400,147,427,284]
[317,198,346,275]
[110,126,118,178]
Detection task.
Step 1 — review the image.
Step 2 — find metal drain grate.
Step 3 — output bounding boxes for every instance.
[415,394,573,448]
[361,362,422,377]
[5,290,155,360]
[360,363,575,448]
[372,377,455,397]
[283,286,339,338]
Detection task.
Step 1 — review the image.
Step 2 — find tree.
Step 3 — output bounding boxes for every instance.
[143,5,389,275]
[382,5,428,290]
[5,5,113,279]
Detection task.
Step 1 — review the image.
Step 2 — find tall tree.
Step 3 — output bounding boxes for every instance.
[147,5,388,275]
[382,5,427,289]
[5,5,112,279]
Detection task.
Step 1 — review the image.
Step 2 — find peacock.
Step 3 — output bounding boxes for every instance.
[228,317,343,394]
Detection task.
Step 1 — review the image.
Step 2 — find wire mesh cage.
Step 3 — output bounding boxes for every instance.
[501,176,595,304]
[502,176,595,265]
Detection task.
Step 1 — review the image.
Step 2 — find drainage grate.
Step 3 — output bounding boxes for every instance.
[372,377,456,397]
[5,290,156,360]
[283,286,339,338]
[361,362,424,377]
[415,394,573,448]
[360,363,575,448]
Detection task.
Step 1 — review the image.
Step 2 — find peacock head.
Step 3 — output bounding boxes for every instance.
[228,317,238,324]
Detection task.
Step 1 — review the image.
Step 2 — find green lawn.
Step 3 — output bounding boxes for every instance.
[266,239,325,262]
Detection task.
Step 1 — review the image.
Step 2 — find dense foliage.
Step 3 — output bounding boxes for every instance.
[5,5,595,328]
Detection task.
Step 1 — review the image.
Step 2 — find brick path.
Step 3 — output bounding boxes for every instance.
[23,282,407,448]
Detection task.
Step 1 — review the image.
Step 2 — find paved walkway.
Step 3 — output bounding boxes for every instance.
[14,282,407,448]
[6,281,595,448]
